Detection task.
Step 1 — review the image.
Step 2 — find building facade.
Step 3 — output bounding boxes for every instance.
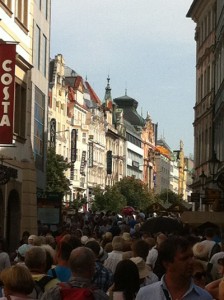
[0,0,51,251]
[187,0,216,186]
[187,0,224,210]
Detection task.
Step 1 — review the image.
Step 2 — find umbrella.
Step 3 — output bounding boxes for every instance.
[141,216,183,235]
[121,206,135,216]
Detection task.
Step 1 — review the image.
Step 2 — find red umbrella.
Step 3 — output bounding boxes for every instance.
[121,206,135,216]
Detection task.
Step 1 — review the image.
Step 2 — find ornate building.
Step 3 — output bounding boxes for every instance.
[141,113,156,190]
[113,92,145,180]
[187,0,216,184]
[103,77,126,186]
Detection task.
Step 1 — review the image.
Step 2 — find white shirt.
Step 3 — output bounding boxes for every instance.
[146,247,158,269]
[104,250,123,274]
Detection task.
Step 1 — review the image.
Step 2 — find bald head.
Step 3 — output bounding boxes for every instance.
[69,246,95,278]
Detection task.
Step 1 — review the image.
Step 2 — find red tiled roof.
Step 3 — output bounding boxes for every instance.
[85,81,101,105]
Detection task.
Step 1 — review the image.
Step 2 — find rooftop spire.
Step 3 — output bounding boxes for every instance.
[104,75,112,102]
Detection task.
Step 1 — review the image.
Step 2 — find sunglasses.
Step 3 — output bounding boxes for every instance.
[193,271,206,280]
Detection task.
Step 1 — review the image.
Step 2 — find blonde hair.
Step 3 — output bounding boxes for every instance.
[0,264,34,294]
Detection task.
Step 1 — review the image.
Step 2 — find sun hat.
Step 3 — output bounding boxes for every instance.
[130,257,150,279]
[14,244,32,261]
[17,244,32,257]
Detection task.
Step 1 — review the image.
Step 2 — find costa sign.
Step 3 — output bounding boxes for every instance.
[0,44,16,145]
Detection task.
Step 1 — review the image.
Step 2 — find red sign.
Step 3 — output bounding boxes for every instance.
[0,44,16,145]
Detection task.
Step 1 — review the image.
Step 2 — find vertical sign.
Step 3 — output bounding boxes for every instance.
[0,44,16,145]
[88,142,93,168]
[80,150,86,175]
[107,150,112,174]
[71,129,77,163]
[49,118,56,148]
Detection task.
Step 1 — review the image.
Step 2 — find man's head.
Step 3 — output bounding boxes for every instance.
[56,236,81,263]
[112,236,125,251]
[156,233,167,247]
[132,239,150,261]
[69,246,95,279]
[158,236,194,279]
[85,240,100,259]
[25,246,46,274]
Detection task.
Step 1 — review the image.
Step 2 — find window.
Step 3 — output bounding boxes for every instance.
[0,0,12,13]
[14,82,26,139]
[34,87,45,171]
[34,25,41,70]
[42,34,47,77]
[82,132,87,144]
[42,0,48,19]
[15,0,28,29]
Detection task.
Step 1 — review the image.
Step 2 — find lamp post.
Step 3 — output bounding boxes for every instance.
[208,152,220,182]
[199,170,207,211]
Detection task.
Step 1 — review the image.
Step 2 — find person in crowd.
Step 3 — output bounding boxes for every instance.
[85,240,113,292]
[104,236,125,273]
[202,228,221,259]
[192,259,207,289]
[107,259,140,300]
[0,239,10,272]
[146,233,167,279]
[131,239,158,286]
[122,232,133,260]
[146,232,167,270]
[28,235,41,246]
[44,234,56,250]
[47,236,81,282]
[219,277,224,300]
[40,246,109,300]
[206,256,224,299]
[0,264,35,300]
[136,236,213,300]
[207,245,224,282]
[25,246,59,298]
[19,231,30,246]
[101,232,113,249]
[14,244,32,265]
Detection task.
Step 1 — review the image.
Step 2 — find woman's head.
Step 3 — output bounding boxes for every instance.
[0,265,34,295]
[113,259,140,300]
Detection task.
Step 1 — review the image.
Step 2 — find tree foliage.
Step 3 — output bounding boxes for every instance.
[92,176,154,212]
[116,176,154,210]
[92,185,126,212]
[156,189,183,205]
[46,148,71,194]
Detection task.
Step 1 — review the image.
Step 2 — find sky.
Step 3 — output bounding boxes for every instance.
[51,0,196,157]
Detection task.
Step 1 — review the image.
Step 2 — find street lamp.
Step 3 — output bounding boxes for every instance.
[199,170,207,211]
[208,152,220,181]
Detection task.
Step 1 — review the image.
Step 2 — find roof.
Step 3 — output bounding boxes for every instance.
[114,94,145,127]
[85,81,101,105]
[124,119,141,138]
[186,0,198,17]
[155,145,171,159]
[64,66,78,77]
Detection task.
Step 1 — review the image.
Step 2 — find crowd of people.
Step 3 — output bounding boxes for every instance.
[0,210,224,299]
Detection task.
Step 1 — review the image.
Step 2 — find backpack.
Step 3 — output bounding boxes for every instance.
[33,275,56,299]
[59,283,95,300]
